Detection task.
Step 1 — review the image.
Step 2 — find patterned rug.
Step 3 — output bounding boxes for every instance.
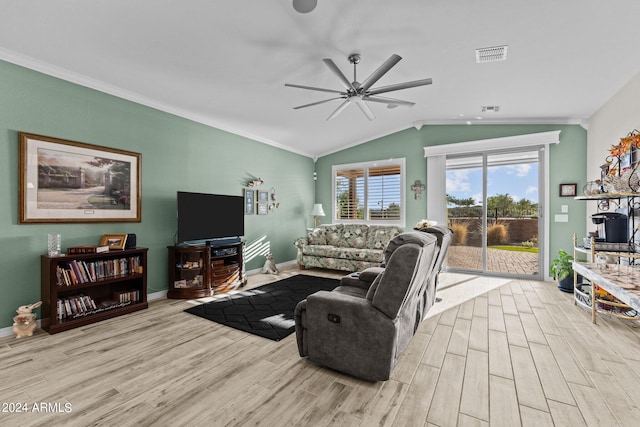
[184,274,340,341]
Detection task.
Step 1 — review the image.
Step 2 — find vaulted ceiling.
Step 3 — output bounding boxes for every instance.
[1,0,639,158]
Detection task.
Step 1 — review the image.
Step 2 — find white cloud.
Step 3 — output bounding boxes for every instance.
[516,164,531,177]
[446,170,470,192]
[472,192,483,205]
[526,186,538,195]
[503,164,531,177]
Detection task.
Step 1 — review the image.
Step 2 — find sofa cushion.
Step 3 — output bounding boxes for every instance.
[337,224,369,248]
[366,226,402,250]
[321,224,344,246]
[307,228,326,245]
[302,245,384,263]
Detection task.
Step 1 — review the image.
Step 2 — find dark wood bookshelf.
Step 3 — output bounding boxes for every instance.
[40,247,148,334]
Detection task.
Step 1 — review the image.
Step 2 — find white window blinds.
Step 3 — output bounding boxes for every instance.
[333,159,405,226]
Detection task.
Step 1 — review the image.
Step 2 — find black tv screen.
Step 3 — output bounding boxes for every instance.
[177,191,244,243]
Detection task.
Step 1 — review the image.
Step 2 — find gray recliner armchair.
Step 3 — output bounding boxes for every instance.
[340,224,453,321]
[294,232,439,381]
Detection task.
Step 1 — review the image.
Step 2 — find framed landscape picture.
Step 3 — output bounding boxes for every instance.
[19,132,141,223]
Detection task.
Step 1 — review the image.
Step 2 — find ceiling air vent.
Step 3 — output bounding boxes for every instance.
[481,106,500,112]
[476,45,508,63]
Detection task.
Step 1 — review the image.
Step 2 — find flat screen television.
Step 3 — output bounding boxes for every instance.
[177,191,244,243]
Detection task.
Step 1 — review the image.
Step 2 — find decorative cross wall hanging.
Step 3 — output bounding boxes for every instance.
[411,180,425,199]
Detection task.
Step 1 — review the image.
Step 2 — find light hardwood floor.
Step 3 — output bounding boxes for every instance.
[1,267,639,427]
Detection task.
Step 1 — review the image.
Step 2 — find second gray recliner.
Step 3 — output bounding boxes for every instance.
[294,232,439,381]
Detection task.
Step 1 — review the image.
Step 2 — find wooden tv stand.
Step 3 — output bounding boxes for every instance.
[167,241,244,299]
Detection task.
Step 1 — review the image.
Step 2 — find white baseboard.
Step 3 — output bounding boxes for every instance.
[148,289,167,301]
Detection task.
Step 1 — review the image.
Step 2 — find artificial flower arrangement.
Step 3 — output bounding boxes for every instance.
[414,219,438,230]
[596,130,640,193]
[607,129,640,176]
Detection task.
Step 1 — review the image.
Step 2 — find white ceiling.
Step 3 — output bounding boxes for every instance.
[2,0,640,159]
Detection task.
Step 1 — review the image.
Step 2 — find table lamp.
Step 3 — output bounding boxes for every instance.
[311,203,325,227]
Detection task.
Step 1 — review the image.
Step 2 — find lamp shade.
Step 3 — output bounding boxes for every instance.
[311,203,325,217]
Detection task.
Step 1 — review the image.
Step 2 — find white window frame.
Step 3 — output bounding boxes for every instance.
[332,158,406,227]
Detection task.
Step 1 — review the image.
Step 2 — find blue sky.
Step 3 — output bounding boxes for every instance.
[446,163,539,206]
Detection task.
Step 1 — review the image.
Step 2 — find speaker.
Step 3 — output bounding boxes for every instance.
[125,233,137,249]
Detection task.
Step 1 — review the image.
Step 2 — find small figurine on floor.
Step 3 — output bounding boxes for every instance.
[13,301,42,338]
[261,254,279,274]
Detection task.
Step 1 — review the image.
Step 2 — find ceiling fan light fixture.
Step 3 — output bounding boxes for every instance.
[293,0,317,13]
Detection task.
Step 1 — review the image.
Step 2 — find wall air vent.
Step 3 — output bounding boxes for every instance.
[481,105,500,112]
[476,45,508,63]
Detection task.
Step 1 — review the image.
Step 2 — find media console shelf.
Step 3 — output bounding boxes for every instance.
[41,247,148,334]
[167,241,244,299]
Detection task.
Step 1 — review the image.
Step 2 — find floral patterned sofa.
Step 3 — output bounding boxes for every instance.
[294,224,403,272]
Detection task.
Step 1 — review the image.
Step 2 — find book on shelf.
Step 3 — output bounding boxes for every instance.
[67,245,109,255]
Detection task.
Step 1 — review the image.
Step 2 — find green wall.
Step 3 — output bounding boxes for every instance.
[315,124,588,274]
[0,60,315,329]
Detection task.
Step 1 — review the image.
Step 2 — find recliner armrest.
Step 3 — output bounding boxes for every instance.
[359,267,384,283]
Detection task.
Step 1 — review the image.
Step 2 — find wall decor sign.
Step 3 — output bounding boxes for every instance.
[19,132,141,223]
[257,202,268,215]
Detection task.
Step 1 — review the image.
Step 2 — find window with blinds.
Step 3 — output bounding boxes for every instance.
[332,159,405,226]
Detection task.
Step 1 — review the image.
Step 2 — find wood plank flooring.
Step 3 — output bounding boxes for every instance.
[1,267,639,426]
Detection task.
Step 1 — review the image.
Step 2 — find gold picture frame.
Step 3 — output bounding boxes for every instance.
[19,132,141,223]
[99,234,128,250]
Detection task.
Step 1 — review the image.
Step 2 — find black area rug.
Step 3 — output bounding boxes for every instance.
[184,274,340,341]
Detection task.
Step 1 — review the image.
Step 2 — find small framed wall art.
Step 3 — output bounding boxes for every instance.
[244,189,255,215]
[559,183,577,197]
[257,202,268,215]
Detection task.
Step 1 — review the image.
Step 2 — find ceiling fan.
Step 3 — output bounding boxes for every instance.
[285,53,432,121]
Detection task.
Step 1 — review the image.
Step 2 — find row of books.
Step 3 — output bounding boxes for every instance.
[57,294,97,320]
[113,289,141,303]
[57,294,136,321]
[56,256,142,286]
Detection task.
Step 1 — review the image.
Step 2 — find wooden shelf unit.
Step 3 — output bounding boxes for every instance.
[167,241,244,299]
[41,247,148,334]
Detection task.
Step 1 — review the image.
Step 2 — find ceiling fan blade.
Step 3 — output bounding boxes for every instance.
[355,100,375,121]
[365,96,415,107]
[360,54,402,92]
[285,83,345,95]
[327,99,351,121]
[323,58,356,91]
[367,78,433,96]
[293,97,343,110]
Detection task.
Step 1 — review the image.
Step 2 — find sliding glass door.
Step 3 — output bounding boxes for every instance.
[446,148,543,279]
